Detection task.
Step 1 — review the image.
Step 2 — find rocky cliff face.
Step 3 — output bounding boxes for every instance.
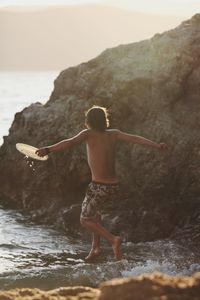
[0,14,200,242]
[0,272,200,300]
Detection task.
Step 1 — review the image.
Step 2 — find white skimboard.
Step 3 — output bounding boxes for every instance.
[16,143,48,161]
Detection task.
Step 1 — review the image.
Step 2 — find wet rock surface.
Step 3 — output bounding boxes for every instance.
[0,14,200,242]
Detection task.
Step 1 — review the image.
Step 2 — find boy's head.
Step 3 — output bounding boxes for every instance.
[85,106,109,132]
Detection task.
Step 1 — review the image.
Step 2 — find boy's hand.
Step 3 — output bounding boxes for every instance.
[36,148,49,157]
[158,143,168,150]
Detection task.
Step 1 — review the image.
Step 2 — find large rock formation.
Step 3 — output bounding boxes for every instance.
[0,272,200,300]
[0,14,200,242]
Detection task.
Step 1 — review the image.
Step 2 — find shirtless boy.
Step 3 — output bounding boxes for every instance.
[36,106,166,261]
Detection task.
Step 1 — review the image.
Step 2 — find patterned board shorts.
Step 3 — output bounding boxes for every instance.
[81,181,120,220]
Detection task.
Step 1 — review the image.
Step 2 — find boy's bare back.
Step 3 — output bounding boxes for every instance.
[86,129,118,184]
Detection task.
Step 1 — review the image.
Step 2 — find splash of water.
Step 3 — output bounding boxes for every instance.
[23,156,35,172]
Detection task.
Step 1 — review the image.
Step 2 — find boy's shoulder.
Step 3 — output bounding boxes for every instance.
[80,129,120,141]
[106,129,119,133]
[86,128,119,135]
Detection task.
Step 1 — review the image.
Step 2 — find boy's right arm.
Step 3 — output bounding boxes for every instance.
[115,130,167,150]
[36,129,88,157]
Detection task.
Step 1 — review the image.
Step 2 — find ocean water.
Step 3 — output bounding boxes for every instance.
[0,71,59,145]
[0,207,199,290]
[0,72,200,290]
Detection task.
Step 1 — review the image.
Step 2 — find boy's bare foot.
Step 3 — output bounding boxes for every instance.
[112,236,122,260]
[85,248,102,262]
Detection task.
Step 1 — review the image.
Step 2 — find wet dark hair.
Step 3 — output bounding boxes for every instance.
[85,106,109,132]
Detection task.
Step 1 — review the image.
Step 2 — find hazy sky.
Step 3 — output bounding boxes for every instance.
[0,1,198,70]
[0,0,199,17]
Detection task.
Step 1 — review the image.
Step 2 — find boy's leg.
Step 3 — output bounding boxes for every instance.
[85,233,101,261]
[81,182,122,260]
[85,214,102,261]
[81,217,122,260]
[92,214,101,249]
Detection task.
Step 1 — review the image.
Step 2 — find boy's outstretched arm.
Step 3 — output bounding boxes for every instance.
[36,129,88,157]
[115,130,167,150]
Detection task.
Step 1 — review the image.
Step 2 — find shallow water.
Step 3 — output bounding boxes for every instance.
[0,207,199,290]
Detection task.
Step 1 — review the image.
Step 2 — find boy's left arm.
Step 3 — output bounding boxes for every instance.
[36,129,88,157]
[133,136,167,150]
[115,130,167,150]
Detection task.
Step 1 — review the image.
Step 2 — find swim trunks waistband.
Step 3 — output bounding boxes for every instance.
[91,181,119,186]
